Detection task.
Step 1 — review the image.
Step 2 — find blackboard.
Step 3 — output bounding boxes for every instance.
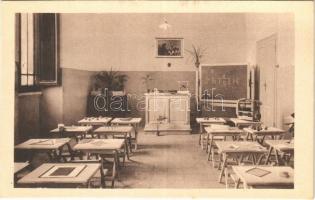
[200,64,248,100]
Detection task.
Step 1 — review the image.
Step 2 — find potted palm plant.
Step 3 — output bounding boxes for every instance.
[91,68,128,95]
[186,44,207,114]
[186,44,207,69]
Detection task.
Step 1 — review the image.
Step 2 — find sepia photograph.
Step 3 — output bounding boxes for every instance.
[12,12,296,189]
[0,1,313,198]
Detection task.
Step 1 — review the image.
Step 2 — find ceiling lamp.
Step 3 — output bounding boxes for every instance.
[159,18,171,31]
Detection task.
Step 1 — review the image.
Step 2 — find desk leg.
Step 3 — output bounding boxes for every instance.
[112,151,119,188]
[207,135,213,161]
[274,149,280,166]
[134,123,138,151]
[256,136,265,145]
[282,152,293,166]
[235,178,241,189]
[199,123,202,146]
[256,153,264,165]
[124,134,130,161]
[249,133,254,141]
[127,132,132,154]
[265,147,273,165]
[46,151,54,162]
[99,159,106,188]
[251,153,256,165]
[218,153,227,183]
[57,145,66,162]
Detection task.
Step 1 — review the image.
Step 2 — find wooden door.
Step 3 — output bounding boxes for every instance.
[169,97,188,123]
[257,35,277,127]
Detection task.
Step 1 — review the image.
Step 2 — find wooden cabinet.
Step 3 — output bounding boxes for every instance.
[144,93,191,132]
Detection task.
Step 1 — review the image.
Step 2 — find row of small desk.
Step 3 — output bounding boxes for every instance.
[51,117,142,150]
[196,117,294,189]
[14,117,142,188]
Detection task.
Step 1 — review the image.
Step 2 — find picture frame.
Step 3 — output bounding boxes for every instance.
[156,37,183,58]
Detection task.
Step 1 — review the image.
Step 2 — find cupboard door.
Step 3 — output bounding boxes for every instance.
[148,98,169,123]
[169,98,188,123]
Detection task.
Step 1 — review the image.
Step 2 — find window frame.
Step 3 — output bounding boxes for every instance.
[17,13,59,93]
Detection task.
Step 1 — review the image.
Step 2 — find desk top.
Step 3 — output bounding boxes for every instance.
[205,126,244,135]
[232,166,294,187]
[265,140,294,152]
[94,126,133,133]
[230,118,262,126]
[215,141,267,153]
[196,117,226,124]
[17,163,100,185]
[111,118,142,124]
[50,126,93,133]
[244,127,285,135]
[15,138,71,150]
[73,139,124,151]
[14,162,29,174]
[78,117,112,125]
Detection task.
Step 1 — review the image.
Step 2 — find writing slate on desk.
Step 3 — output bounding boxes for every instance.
[200,64,248,100]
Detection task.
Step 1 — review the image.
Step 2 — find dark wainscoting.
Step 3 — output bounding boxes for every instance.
[39,68,237,133]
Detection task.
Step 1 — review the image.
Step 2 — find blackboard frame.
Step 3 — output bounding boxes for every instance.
[199,63,250,107]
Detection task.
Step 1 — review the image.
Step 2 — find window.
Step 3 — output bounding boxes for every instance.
[19,13,37,90]
[16,13,59,92]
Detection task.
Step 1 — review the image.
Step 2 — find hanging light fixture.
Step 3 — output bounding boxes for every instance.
[159,18,171,31]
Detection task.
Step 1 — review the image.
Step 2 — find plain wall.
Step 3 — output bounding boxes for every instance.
[59,13,247,71]
[40,87,63,135]
[245,13,295,129]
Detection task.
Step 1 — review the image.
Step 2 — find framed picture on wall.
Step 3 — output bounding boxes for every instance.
[156,38,183,57]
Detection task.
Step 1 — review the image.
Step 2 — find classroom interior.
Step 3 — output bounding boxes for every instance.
[14,13,294,189]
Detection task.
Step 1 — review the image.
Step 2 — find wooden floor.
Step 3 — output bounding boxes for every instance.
[114,130,225,188]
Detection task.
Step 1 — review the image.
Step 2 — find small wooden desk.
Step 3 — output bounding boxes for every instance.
[93,126,133,138]
[15,138,71,162]
[78,117,112,126]
[111,118,142,150]
[50,126,93,141]
[14,162,30,184]
[215,141,268,187]
[17,163,100,188]
[229,118,261,128]
[264,140,294,166]
[14,162,30,174]
[232,166,294,189]
[243,127,285,144]
[205,126,244,161]
[93,126,134,158]
[196,117,226,148]
[73,139,125,186]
